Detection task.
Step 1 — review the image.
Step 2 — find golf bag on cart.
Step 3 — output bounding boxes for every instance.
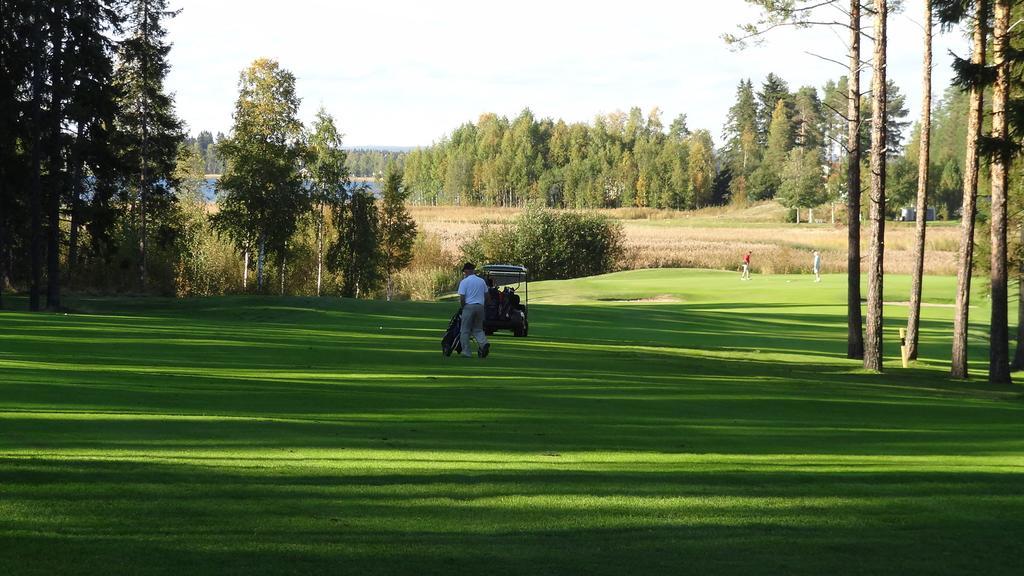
[441,309,463,356]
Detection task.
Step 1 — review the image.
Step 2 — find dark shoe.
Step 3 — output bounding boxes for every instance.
[479,342,490,358]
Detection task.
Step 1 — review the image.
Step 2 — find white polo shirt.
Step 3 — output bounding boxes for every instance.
[458,274,488,306]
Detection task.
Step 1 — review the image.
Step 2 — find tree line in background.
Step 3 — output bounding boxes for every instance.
[0,2,418,306]
[388,69,971,223]
[181,137,406,179]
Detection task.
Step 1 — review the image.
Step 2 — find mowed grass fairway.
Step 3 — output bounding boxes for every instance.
[2,269,1023,575]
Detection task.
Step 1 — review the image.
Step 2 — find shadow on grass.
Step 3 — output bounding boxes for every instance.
[2,296,1024,574]
[1,456,1022,576]
[1,296,1022,458]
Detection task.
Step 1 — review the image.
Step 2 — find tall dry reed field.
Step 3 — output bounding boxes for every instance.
[409,203,962,278]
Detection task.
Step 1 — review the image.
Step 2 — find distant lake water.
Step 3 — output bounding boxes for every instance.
[201,177,380,202]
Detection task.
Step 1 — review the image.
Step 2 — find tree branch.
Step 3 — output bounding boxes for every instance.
[822,102,852,122]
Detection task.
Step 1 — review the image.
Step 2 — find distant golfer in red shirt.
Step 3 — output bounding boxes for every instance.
[741,251,751,280]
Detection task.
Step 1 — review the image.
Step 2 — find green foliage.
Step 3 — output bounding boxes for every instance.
[379,164,418,299]
[400,107,721,211]
[113,0,185,288]
[347,149,407,178]
[777,147,826,210]
[461,208,624,280]
[328,188,383,297]
[213,58,308,292]
[757,73,791,143]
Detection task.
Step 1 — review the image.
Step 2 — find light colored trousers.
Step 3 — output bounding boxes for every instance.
[460,304,488,355]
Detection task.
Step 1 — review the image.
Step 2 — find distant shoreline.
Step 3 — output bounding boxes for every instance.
[203,174,376,182]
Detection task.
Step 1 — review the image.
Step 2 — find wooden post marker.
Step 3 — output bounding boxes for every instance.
[899,328,909,368]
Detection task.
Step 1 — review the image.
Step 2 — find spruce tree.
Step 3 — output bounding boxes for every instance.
[379,164,417,300]
[329,188,383,298]
[756,73,791,143]
[113,0,184,291]
[723,79,760,201]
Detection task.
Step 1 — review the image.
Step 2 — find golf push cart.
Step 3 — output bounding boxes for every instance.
[442,264,529,357]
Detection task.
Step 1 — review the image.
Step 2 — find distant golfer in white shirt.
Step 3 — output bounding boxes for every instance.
[812,250,821,282]
[457,262,490,358]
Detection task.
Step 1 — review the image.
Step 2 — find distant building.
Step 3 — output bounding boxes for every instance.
[897,207,936,222]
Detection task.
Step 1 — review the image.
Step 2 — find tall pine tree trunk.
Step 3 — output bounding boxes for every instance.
[846,0,865,359]
[68,122,85,286]
[46,8,64,311]
[988,0,1011,384]
[138,162,148,290]
[951,0,988,379]
[137,0,151,292]
[28,10,43,312]
[864,0,887,372]
[906,0,932,361]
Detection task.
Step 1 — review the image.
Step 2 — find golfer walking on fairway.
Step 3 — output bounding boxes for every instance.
[458,262,490,358]
[812,250,821,282]
[741,251,751,280]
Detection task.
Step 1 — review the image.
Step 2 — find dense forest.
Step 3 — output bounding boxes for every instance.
[0,1,418,305]
[396,74,969,218]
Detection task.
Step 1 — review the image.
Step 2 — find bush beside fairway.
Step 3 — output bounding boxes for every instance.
[1,269,1022,575]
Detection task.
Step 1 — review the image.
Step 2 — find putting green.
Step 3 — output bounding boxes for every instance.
[1,270,1021,575]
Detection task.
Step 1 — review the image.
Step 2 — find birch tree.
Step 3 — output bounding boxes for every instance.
[307,108,349,297]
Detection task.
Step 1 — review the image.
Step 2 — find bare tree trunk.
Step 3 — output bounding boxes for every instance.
[863,0,887,372]
[951,0,988,379]
[279,252,286,296]
[137,0,151,292]
[68,122,85,286]
[905,0,932,361]
[45,9,64,311]
[242,248,249,290]
[316,203,323,296]
[988,0,1011,384]
[138,164,148,290]
[257,234,265,292]
[846,0,865,359]
[28,12,43,312]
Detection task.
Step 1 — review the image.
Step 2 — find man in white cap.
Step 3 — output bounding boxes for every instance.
[457,262,490,358]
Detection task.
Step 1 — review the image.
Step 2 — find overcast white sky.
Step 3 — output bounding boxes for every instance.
[165,0,966,148]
